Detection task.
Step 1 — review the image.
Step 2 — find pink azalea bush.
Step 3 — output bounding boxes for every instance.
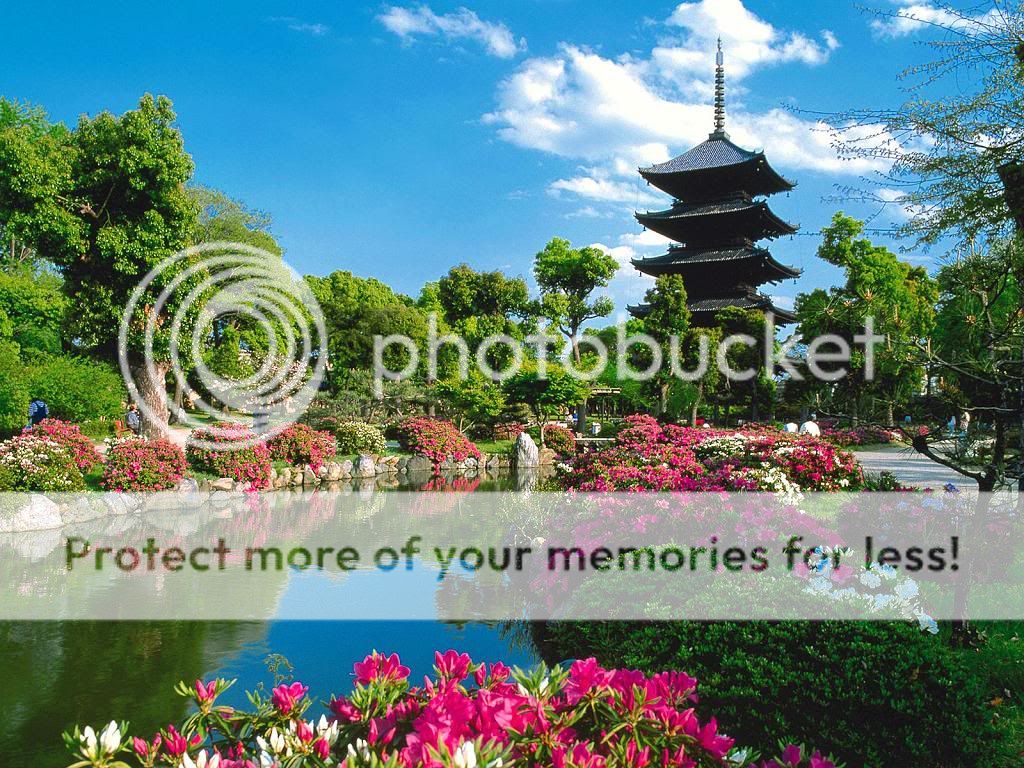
[820,424,896,447]
[563,415,863,493]
[26,418,102,472]
[266,423,338,471]
[396,417,481,466]
[101,437,187,492]
[542,423,576,457]
[62,650,835,768]
[186,423,272,491]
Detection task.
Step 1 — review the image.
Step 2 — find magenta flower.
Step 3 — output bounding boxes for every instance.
[354,651,411,685]
[433,649,472,682]
[271,682,308,714]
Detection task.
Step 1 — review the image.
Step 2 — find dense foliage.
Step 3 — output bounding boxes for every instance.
[266,423,337,471]
[541,423,576,457]
[333,421,387,456]
[541,620,1000,767]
[101,437,187,492]
[185,424,272,490]
[395,417,481,465]
[63,650,836,768]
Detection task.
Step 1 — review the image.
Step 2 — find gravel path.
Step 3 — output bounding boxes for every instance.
[853,445,966,489]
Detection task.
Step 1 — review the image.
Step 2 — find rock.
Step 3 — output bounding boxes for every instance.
[407,455,433,473]
[513,432,540,468]
[464,456,478,469]
[397,456,409,472]
[211,477,234,492]
[799,421,821,437]
[279,467,292,485]
[784,423,799,433]
[340,459,354,478]
[327,462,342,481]
[303,467,318,486]
[539,448,556,466]
[486,454,501,469]
[0,494,62,532]
[317,464,329,479]
[354,454,376,478]
[291,471,303,486]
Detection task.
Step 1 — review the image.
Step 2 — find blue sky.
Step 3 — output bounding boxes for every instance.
[4,0,966,314]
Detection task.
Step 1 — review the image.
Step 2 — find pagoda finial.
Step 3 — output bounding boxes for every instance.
[712,38,727,138]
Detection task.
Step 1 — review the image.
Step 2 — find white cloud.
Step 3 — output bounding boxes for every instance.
[591,242,654,306]
[548,170,663,206]
[870,2,1001,39]
[619,230,673,249]
[270,17,330,36]
[378,4,525,58]
[482,1,876,191]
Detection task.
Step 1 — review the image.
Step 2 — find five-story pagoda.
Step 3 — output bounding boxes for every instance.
[628,41,800,325]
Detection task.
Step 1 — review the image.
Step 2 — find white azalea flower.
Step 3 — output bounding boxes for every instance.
[453,741,477,768]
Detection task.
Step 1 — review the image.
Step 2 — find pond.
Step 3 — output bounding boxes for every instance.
[0,469,552,768]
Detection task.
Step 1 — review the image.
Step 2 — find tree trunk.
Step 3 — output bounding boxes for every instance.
[750,378,760,423]
[885,400,894,428]
[131,360,171,438]
[690,381,704,427]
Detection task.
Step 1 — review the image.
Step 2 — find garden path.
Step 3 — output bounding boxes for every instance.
[853,445,965,489]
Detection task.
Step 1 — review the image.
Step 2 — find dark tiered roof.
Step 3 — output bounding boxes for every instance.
[632,245,800,283]
[629,289,798,327]
[635,199,797,245]
[640,133,794,202]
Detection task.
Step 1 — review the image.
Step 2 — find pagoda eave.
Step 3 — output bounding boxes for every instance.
[640,156,794,201]
[635,204,797,244]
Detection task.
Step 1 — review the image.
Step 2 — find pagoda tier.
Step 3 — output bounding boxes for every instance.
[639,133,794,202]
[632,245,800,287]
[635,198,796,247]
[628,288,798,327]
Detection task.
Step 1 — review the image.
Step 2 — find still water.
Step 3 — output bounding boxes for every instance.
[1,469,551,767]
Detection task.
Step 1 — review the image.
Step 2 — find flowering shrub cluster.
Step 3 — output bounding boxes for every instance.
[62,651,835,768]
[396,418,481,466]
[820,425,896,447]
[542,423,576,457]
[101,437,187,492]
[563,415,863,495]
[186,423,272,491]
[334,421,387,456]
[0,432,85,491]
[266,423,338,471]
[27,418,102,472]
[492,422,525,441]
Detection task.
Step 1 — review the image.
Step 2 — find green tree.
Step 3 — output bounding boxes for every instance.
[432,370,507,434]
[534,238,618,363]
[796,213,937,425]
[503,364,590,446]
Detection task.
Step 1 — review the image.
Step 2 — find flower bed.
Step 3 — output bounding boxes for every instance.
[186,423,272,491]
[101,437,187,492]
[0,432,85,491]
[333,421,386,456]
[27,419,102,472]
[395,417,481,466]
[63,651,834,768]
[266,423,337,471]
[563,415,863,494]
[821,424,897,447]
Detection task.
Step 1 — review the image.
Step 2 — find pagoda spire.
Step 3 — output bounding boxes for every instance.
[712,39,727,138]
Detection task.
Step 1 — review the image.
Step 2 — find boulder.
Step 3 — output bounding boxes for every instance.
[340,459,354,478]
[485,454,501,469]
[407,455,433,473]
[211,477,234,492]
[327,462,342,481]
[317,464,329,479]
[513,432,540,468]
[464,456,478,469]
[278,467,292,486]
[0,494,62,532]
[354,455,376,478]
[539,448,556,466]
[303,467,318,486]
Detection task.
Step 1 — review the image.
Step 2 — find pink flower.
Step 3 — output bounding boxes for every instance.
[433,650,472,681]
[314,738,331,760]
[195,679,216,705]
[271,682,308,714]
[354,652,411,685]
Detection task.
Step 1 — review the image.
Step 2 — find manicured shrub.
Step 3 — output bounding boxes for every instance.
[62,650,837,768]
[541,620,1000,767]
[101,437,187,492]
[395,417,481,465]
[563,416,862,493]
[333,420,386,456]
[28,419,102,472]
[0,432,85,491]
[23,352,125,422]
[266,423,338,470]
[542,423,576,456]
[186,423,272,490]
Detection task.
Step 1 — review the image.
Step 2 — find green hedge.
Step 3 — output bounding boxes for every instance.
[540,620,1001,766]
[23,353,125,423]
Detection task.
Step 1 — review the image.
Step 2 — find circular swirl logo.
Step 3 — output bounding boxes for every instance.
[118,242,327,449]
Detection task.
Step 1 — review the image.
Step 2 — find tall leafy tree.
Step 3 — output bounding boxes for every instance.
[534,238,618,363]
